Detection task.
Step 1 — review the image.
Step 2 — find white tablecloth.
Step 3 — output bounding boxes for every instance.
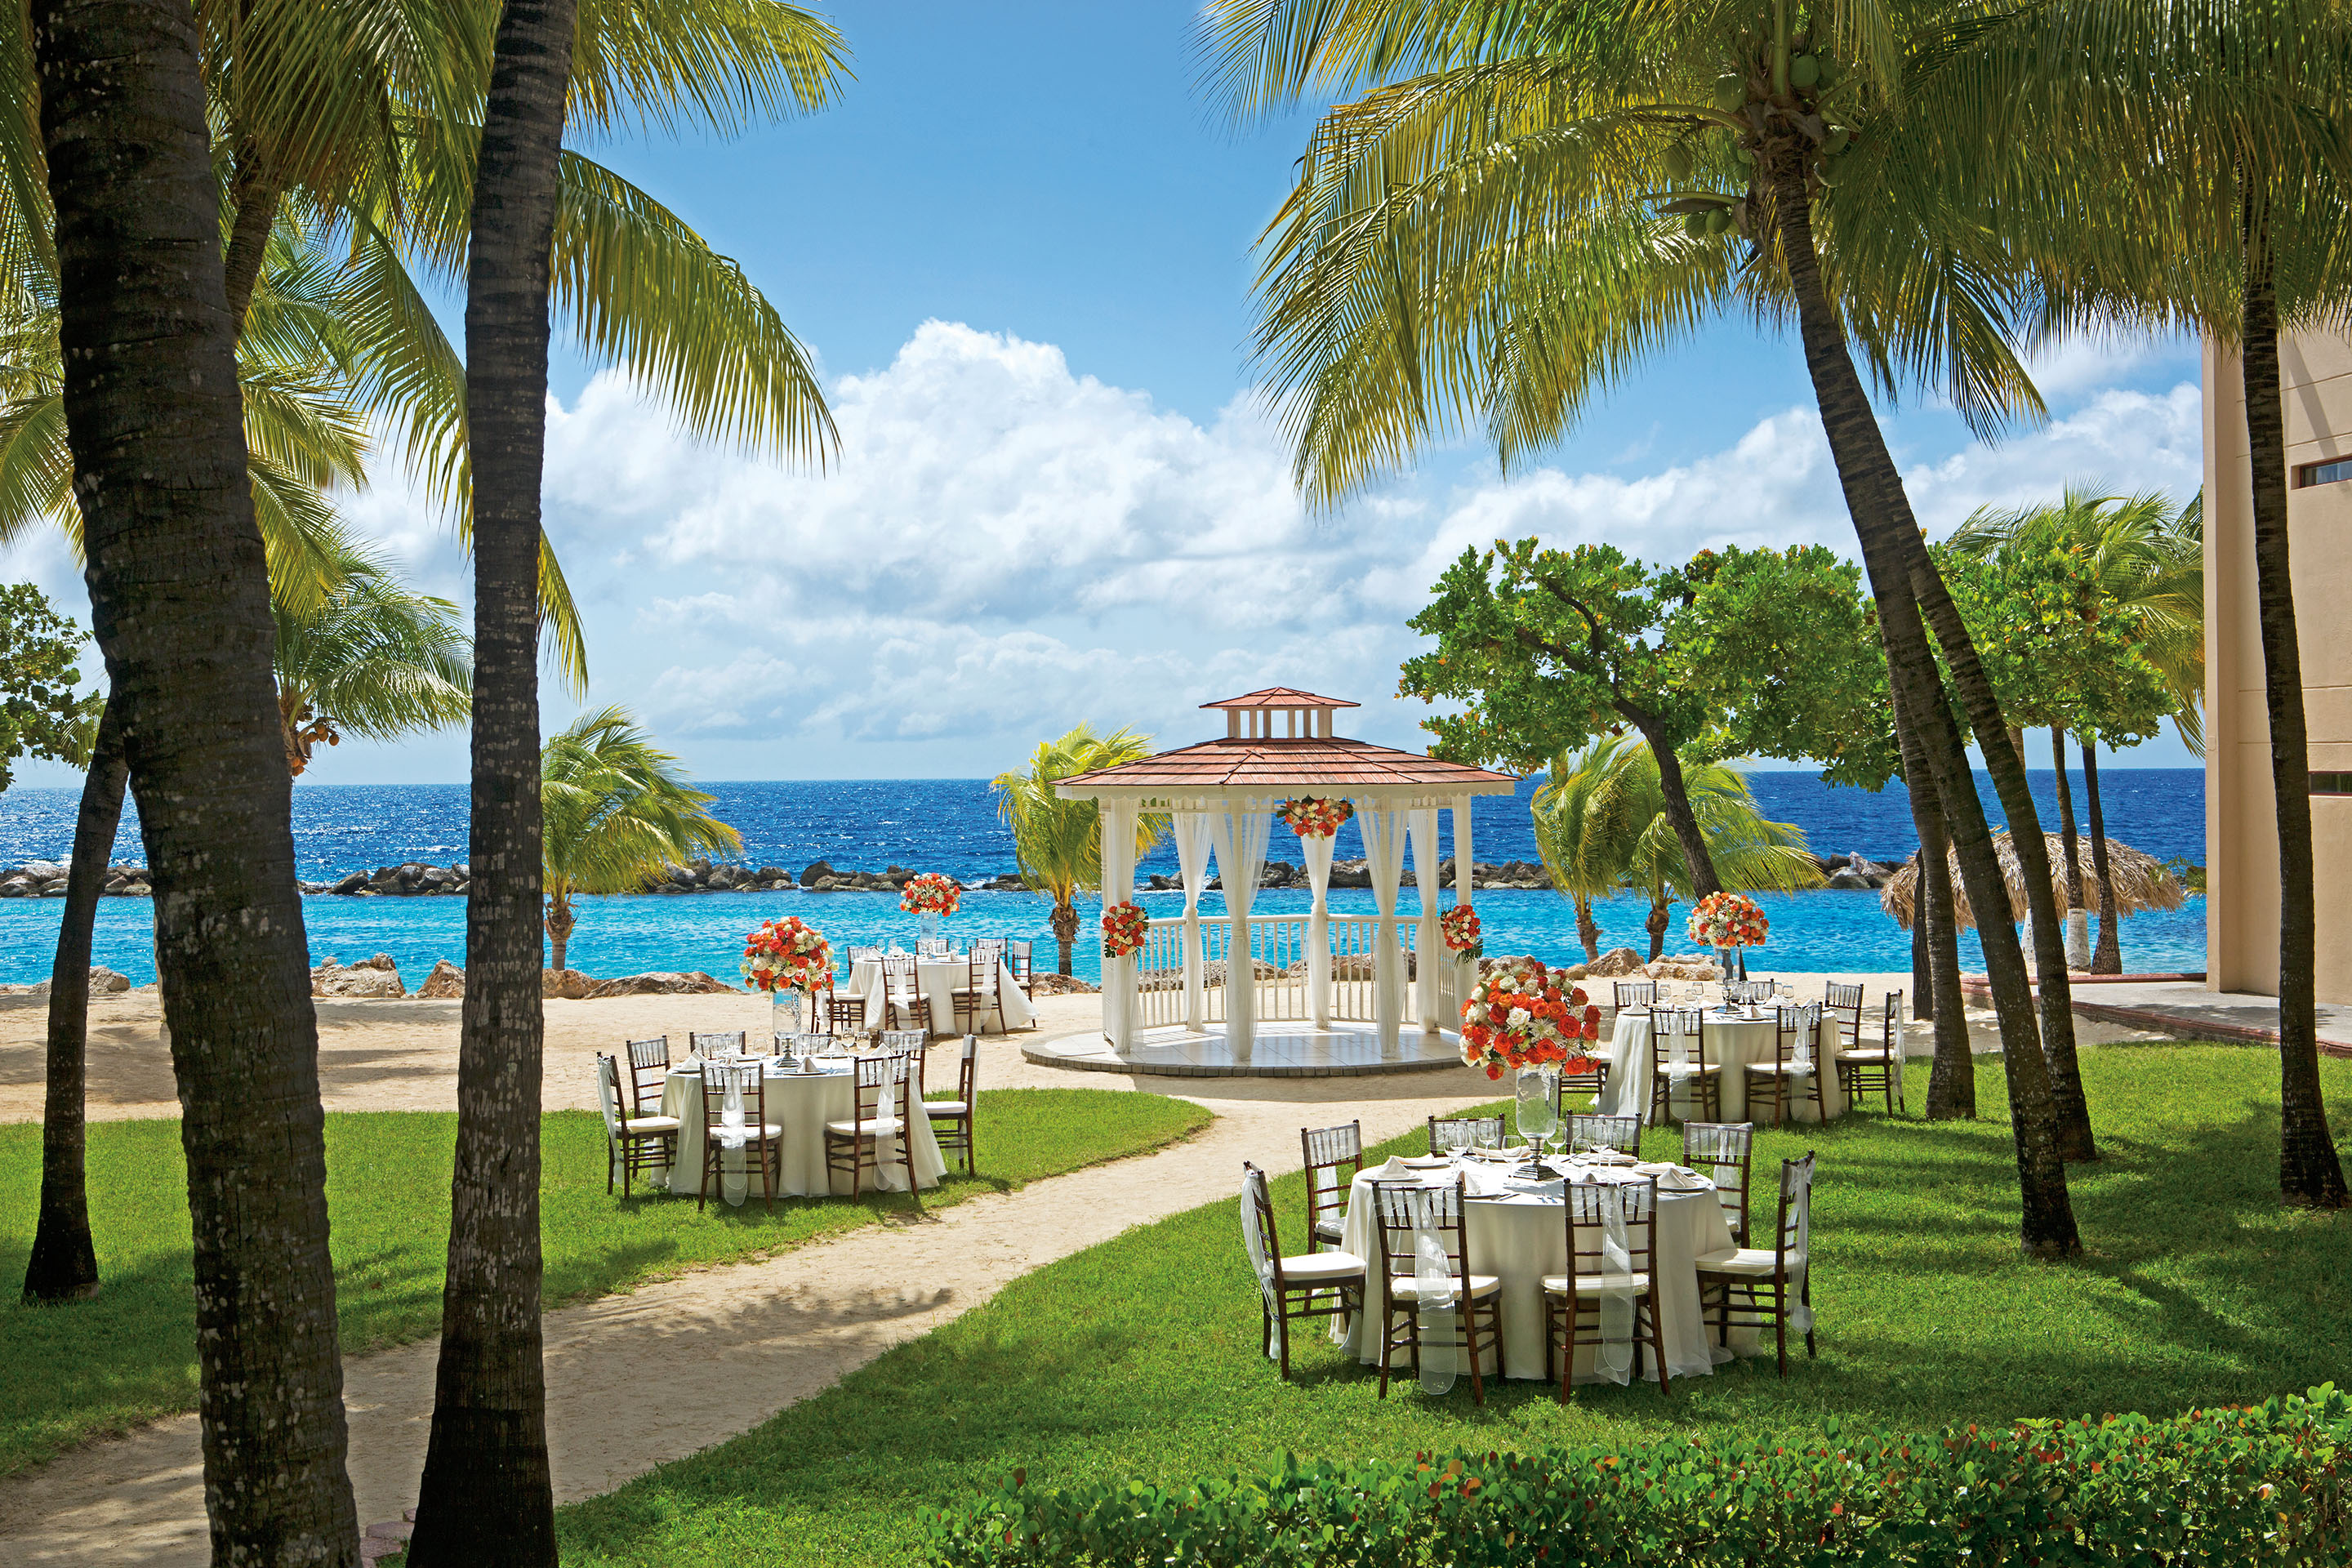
[659,1060,946,1202]
[1599,1010,1868,1125]
[846,956,1034,1035]
[1332,1160,1740,1383]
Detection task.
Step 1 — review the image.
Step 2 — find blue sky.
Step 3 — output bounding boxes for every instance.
[2,0,2207,788]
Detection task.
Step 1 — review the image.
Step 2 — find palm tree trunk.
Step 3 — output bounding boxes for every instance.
[1050,898,1078,977]
[2051,725,2091,973]
[31,0,357,1550]
[1575,896,1600,963]
[1909,853,1930,1013]
[2081,737,2123,975]
[1632,722,1722,898]
[1769,156,2077,1252]
[2239,206,2349,1209]
[1644,900,1667,962]
[546,898,571,974]
[407,0,578,1559]
[1900,726,1975,1119]
[221,140,278,331]
[21,697,124,1303]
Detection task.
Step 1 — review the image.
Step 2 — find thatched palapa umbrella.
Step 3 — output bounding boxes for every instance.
[1880,831,2185,933]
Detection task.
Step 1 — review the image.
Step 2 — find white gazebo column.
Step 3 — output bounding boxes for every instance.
[1454,792,1475,911]
[1173,811,1211,1033]
[1209,805,1272,1057]
[1356,800,1408,1053]
[1302,827,1334,1029]
[1408,807,1443,1033]
[1102,798,1138,1049]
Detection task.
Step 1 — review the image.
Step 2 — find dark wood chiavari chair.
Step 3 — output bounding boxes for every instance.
[1241,1161,1365,1380]
[1566,1111,1642,1156]
[1647,1008,1722,1126]
[1300,1120,1363,1251]
[1745,1003,1828,1129]
[1612,980,1656,1010]
[1369,1174,1503,1402]
[1542,1174,1670,1401]
[824,1052,918,1197]
[1005,938,1036,1005]
[1835,991,1905,1114]
[595,1053,679,1197]
[1696,1151,1818,1376]
[689,1030,746,1060]
[925,1034,981,1172]
[623,1036,670,1117]
[880,954,933,1036]
[1681,1120,1755,1245]
[951,951,1002,1035]
[1427,1113,1506,1154]
[697,1060,782,1213]
[1822,981,1864,1051]
[1554,1054,1609,1111]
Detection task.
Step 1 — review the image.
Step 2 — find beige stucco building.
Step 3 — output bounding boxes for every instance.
[2202,334,2352,1003]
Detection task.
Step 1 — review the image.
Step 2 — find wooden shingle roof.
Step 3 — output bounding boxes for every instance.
[1200,687,1360,710]
[1055,734,1517,802]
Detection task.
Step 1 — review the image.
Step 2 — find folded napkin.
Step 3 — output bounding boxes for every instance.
[1376,1154,1415,1179]
[1634,1160,1713,1192]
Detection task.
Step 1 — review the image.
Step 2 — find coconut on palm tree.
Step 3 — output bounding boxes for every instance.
[541,707,740,973]
[992,724,1167,976]
[1535,736,1823,962]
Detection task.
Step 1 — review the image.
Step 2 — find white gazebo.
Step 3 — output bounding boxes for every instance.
[1035,688,1518,1076]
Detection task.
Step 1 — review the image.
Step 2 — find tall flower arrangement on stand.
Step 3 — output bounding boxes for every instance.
[742,916,833,993]
[900,872,963,917]
[1276,796,1353,838]
[1688,891,1768,979]
[1459,958,1601,1080]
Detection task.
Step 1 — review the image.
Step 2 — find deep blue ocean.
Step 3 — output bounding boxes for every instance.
[0,769,2206,986]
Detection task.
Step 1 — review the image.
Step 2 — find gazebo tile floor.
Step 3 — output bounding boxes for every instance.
[1023,1024,1469,1078]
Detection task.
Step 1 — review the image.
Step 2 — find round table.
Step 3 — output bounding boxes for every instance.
[846,955,1035,1035]
[1331,1157,1742,1383]
[1598,1009,1862,1126]
[658,1059,947,1203]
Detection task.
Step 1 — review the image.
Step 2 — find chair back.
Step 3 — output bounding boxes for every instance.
[973,937,1008,965]
[1566,1174,1659,1279]
[847,944,881,965]
[1006,938,1034,987]
[595,1054,627,1139]
[882,954,920,993]
[1568,1112,1641,1155]
[1880,990,1904,1049]
[966,951,998,996]
[1613,980,1655,1009]
[951,1033,981,1103]
[1775,1002,1822,1071]
[1823,981,1864,1044]
[825,990,867,1031]
[623,1036,669,1115]
[786,1031,835,1060]
[1652,1009,1708,1079]
[699,1059,765,1133]
[1371,1174,1472,1290]
[690,1031,746,1061]
[1300,1120,1363,1239]
[1427,1113,1504,1154]
[1771,1152,1819,1292]
[1239,1161,1285,1307]
[915,938,953,960]
[1682,1121,1754,1243]
[851,1051,913,1129]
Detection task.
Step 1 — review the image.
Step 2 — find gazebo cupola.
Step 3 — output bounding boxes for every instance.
[1207,687,1356,741]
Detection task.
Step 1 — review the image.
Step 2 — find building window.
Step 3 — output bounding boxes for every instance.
[2296,458,2352,488]
[2315,773,2352,795]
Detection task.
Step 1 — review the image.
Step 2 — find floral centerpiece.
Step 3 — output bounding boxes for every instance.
[1275,796,1354,839]
[742,917,831,1040]
[1101,900,1151,959]
[1439,905,1482,957]
[1459,958,1601,1081]
[899,872,963,917]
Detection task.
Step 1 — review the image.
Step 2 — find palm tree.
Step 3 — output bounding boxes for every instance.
[26,0,356,1552]
[1535,736,1823,961]
[1200,0,2086,1255]
[275,537,473,776]
[992,724,1166,976]
[541,707,739,973]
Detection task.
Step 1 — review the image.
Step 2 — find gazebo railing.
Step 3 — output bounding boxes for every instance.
[1134,914,1429,1031]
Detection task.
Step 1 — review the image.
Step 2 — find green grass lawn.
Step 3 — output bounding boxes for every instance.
[0,1087,1209,1476]
[553,1045,2352,1568]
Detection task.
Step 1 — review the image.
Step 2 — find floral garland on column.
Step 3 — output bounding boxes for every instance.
[899,872,963,916]
[742,916,832,993]
[1439,905,1482,958]
[1100,900,1151,958]
[1459,958,1601,1081]
[1275,796,1354,839]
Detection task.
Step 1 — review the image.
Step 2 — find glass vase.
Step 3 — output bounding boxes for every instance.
[1514,1065,1559,1156]
[918,911,942,946]
[770,987,802,1048]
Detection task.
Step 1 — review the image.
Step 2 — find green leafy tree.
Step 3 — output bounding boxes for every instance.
[1403,540,1725,898]
[541,707,740,973]
[1527,735,1647,960]
[0,581,96,786]
[992,724,1167,977]
[274,537,473,776]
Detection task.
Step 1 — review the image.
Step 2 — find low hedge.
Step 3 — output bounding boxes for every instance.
[926,1387,2350,1566]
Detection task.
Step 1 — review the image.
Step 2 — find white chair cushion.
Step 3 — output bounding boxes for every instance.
[1280,1250,1365,1283]
[1693,1246,1779,1276]
[708,1123,782,1141]
[1745,1061,1815,1076]
[623,1116,681,1134]
[826,1116,904,1135]
[1540,1272,1654,1296]
[923,1100,969,1116]
[1836,1048,1896,1062]
[1388,1273,1502,1302]
[1312,1216,1344,1241]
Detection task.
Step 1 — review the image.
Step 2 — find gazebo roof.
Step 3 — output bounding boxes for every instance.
[1054,689,1517,805]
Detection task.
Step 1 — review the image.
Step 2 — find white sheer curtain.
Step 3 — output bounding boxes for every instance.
[1210,805,1273,1051]
[1301,830,1334,1027]
[1173,811,1213,1031]
[1355,802,1408,1050]
[1407,808,1442,1032]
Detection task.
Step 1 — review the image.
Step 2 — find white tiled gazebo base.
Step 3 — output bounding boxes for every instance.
[1024,1022,1470,1078]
